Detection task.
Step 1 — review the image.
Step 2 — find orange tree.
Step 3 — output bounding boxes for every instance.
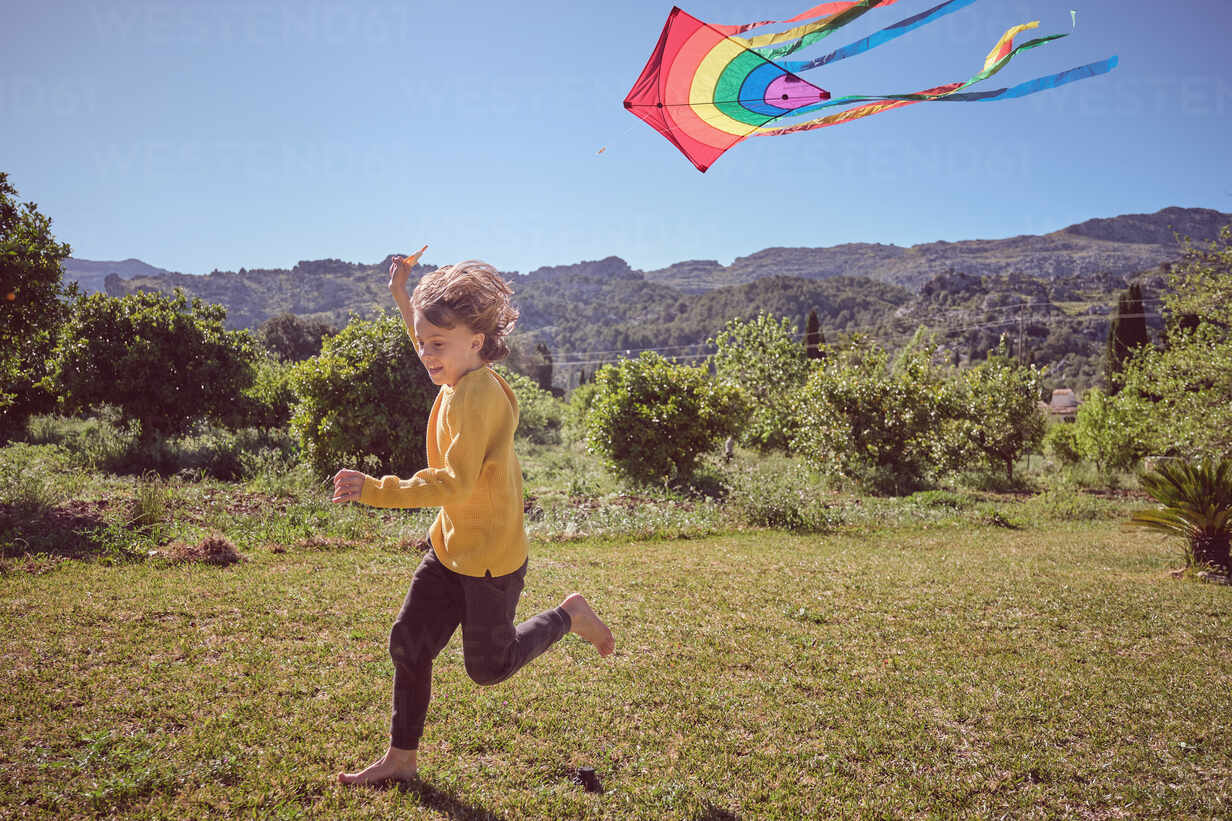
[585,351,746,487]
[291,314,437,477]
[53,290,256,441]
[0,172,73,436]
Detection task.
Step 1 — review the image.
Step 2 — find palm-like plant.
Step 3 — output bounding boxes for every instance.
[1130,458,1232,573]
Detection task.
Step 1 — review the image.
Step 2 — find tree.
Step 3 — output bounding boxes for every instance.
[804,308,826,360]
[533,342,554,393]
[0,172,74,435]
[53,290,256,440]
[585,352,746,487]
[1103,283,1150,394]
[291,314,437,477]
[793,338,948,495]
[709,314,810,452]
[1115,226,1232,460]
[1071,388,1144,476]
[257,312,337,362]
[948,339,1046,481]
[1165,225,1232,330]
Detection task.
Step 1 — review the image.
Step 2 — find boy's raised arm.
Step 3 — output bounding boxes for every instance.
[388,244,428,339]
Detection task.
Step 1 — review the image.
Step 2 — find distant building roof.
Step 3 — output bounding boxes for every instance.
[1046,388,1080,418]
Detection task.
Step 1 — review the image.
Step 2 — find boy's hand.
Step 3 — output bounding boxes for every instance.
[332,468,367,504]
[389,244,428,292]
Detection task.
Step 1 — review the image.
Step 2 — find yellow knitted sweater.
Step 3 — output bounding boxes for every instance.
[359,366,528,577]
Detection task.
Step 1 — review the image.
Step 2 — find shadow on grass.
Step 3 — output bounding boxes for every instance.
[0,500,121,560]
[386,778,506,821]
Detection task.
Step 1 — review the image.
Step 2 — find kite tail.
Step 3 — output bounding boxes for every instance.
[753,22,1111,136]
[778,0,981,73]
[729,0,905,55]
[718,0,905,36]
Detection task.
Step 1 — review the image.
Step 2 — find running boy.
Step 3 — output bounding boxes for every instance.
[332,247,614,784]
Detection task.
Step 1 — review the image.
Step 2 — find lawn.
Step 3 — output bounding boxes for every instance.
[2,520,1229,819]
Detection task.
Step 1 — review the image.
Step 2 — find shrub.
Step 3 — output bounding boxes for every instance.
[494,365,563,445]
[1025,488,1120,522]
[235,355,297,430]
[709,314,810,451]
[585,352,746,487]
[1072,388,1144,476]
[291,314,437,478]
[946,340,1045,482]
[720,458,842,532]
[52,290,257,439]
[792,339,948,495]
[1131,458,1232,572]
[1042,423,1081,467]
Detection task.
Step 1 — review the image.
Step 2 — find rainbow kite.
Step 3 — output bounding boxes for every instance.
[624,0,1117,172]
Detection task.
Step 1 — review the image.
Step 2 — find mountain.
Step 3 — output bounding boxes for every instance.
[77,206,1230,390]
[643,207,1231,291]
[85,207,1228,323]
[62,257,171,294]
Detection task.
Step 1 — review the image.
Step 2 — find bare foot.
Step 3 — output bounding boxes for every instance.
[562,593,615,657]
[337,746,418,785]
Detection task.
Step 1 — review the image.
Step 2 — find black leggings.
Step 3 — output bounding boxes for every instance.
[387,549,572,750]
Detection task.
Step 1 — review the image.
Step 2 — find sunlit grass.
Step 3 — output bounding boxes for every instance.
[2,520,1228,819]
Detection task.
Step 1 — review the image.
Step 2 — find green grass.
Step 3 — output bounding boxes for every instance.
[2,518,1228,819]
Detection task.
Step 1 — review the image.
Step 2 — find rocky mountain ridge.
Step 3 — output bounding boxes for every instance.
[75,206,1230,331]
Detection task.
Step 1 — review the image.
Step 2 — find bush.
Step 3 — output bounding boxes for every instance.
[494,366,563,445]
[793,339,947,495]
[720,458,842,532]
[53,290,257,439]
[1042,423,1081,467]
[709,314,810,451]
[235,355,297,430]
[1072,388,1144,476]
[1025,488,1121,522]
[946,340,1045,482]
[1131,457,1232,572]
[585,352,746,487]
[291,314,437,478]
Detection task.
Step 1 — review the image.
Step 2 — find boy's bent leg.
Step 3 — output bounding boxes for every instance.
[459,562,572,686]
[389,550,463,752]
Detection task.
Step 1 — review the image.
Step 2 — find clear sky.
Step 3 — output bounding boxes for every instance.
[3,0,1229,275]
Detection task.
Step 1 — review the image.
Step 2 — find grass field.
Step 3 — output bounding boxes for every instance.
[2,514,1229,819]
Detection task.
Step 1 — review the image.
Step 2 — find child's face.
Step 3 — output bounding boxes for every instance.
[411,309,486,387]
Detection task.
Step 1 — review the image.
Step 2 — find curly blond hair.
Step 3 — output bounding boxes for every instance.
[410,260,519,362]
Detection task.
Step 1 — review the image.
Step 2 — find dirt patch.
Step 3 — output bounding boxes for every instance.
[157,533,244,566]
[0,499,113,559]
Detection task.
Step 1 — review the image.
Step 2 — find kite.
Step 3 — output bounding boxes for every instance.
[623,0,1117,172]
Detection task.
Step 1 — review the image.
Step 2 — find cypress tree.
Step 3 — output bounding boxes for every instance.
[805,309,825,360]
[534,342,553,392]
[1103,283,1150,394]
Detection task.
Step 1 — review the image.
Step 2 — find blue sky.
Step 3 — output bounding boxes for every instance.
[3,0,1230,275]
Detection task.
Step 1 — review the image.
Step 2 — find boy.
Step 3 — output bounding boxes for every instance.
[332,248,614,784]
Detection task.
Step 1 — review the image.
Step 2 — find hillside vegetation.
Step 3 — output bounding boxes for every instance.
[86,207,1226,391]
